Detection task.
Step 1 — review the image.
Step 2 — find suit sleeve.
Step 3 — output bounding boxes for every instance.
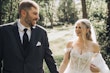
[43,31,59,73]
[0,27,3,73]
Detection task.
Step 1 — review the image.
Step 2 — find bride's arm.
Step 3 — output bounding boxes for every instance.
[90,64,100,73]
[91,43,110,73]
[90,42,100,73]
[59,51,70,73]
[91,53,110,73]
[59,41,72,73]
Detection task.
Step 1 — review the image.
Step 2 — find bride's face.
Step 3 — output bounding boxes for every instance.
[75,23,87,37]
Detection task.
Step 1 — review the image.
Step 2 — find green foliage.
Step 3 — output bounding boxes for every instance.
[57,0,78,23]
[35,0,58,27]
[1,0,19,24]
[0,0,78,26]
[86,0,107,21]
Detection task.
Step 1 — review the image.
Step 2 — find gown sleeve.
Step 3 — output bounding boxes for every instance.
[91,53,110,73]
[64,48,72,53]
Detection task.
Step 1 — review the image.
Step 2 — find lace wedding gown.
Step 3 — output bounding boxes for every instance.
[64,48,110,73]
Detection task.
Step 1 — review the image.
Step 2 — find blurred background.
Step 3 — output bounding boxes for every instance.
[0,0,110,72]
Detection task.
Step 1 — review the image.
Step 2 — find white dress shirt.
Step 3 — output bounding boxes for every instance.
[17,19,31,43]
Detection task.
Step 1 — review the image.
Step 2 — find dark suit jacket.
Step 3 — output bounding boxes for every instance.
[0,21,58,73]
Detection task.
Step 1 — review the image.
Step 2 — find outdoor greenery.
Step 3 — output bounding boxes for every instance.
[0,0,110,73]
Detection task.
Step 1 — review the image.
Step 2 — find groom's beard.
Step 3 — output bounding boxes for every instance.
[24,13,38,27]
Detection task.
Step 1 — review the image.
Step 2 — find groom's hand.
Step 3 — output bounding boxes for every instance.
[90,64,100,72]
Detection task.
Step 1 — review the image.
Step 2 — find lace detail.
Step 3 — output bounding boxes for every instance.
[64,48,96,73]
[64,48,110,73]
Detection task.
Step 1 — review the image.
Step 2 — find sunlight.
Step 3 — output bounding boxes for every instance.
[74,0,81,4]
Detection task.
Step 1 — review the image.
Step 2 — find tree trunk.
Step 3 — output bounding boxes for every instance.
[81,0,88,18]
[107,1,110,35]
[106,0,110,54]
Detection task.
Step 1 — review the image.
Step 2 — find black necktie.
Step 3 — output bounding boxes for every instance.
[23,28,29,57]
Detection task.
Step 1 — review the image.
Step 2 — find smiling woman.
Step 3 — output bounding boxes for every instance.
[59,19,110,73]
[73,19,97,43]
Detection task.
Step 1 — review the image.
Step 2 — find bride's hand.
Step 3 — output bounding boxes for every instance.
[90,64,100,72]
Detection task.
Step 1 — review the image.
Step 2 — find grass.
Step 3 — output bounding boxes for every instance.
[49,38,66,56]
[43,25,73,73]
[49,31,73,56]
[43,55,63,73]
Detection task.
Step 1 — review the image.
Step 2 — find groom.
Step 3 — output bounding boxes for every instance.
[0,0,58,73]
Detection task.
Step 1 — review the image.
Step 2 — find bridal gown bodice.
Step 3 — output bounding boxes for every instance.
[64,48,96,73]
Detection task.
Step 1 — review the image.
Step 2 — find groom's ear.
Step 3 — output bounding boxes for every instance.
[21,10,27,17]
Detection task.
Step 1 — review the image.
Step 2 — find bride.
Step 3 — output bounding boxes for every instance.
[59,19,110,73]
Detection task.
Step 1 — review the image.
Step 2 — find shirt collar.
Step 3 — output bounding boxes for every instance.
[17,19,31,32]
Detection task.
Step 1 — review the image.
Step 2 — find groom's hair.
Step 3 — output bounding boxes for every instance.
[18,0,39,17]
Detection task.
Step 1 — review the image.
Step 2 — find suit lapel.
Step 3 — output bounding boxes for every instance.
[12,22,42,59]
[26,26,41,59]
[12,22,24,59]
